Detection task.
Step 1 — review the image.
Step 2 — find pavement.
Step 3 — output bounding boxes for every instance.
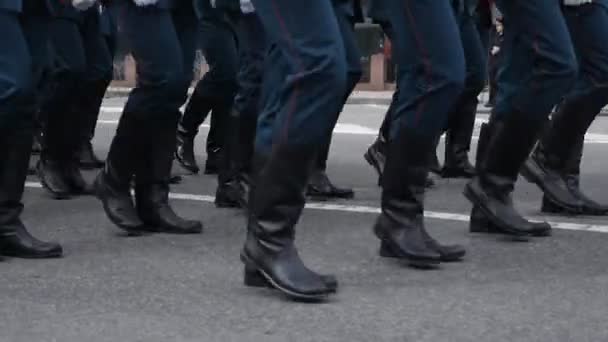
[3,98,608,342]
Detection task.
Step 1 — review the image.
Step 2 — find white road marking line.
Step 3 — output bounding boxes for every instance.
[98,115,608,143]
[24,182,608,234]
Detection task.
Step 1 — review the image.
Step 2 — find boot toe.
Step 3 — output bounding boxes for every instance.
[437,244,466,262]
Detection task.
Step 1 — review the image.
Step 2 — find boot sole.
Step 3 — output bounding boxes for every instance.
[463,184,532,237]
[94,178,147,236]
[377,239,441,268]
[520,162,582,214]
[240,252,334,301]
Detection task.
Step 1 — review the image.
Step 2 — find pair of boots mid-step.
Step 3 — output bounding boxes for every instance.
[240,136,466,302]
[466,109,607,243]
[94,163,203,236]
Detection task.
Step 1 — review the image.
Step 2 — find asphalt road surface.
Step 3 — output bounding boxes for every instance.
[3,98,608,342]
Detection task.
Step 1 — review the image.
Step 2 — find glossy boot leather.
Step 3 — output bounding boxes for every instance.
[547,134,608,215]
[441,87,478,179]
[135,116,202,234]
[95,116,145,235]
[464,116,552,237]
[241,148,337,301]
[364,136,387,185]
[521,101,603,215]
[306,169,355,200]
[0,128,63,258]
[374,128,453,268]
[520,107,585,214]
[175,124,200,174]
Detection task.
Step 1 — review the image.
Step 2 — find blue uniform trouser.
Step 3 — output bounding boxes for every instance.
[0,11,49,133]
[228,12,266,178]
[181,7,238,152]
[546,3,608,159]
[494,0,577,122]
[76,7,114,143]
[443,9,486,154]
[0,10,50,222]
[315,1,363,170]
[110,2,198,181]
[252,0,347,153]
[39,15,87,160]
[384,0,465,141]
[560,3,608,131]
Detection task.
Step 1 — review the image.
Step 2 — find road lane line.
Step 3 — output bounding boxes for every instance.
[98,106,608,142]
[24,182,608,234]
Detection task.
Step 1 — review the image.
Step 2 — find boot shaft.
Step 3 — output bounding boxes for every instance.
[247,145,317,246]
[480,114,545,182]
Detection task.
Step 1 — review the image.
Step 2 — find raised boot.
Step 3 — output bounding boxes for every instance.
[95,117,145,235]
[37,156,71,199]
[560,136,608,215]
[520,114,584,214]
[135,116,202,234]
[0,128,63,258]
[374,128,451,268]
[175,124,200,174]
[520,98,608,215]
[215,109,248,209]
[241,149,336,301]
[464,116,552,237]
[364,136,387,185]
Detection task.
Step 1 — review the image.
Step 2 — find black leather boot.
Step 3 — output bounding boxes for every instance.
[520,117,584,214]
[552,136,608,215]
[306,169,354,200]
[37,156,71,200]
[442,128,476,178]
[241,148,337,301]
[95,117,145,235]
[441,88,478,179]
[79,140,104,169]
[521,100,605,215]
[0,128,63,258]
[175,124,200,174]
[364,136,387,185]
[464,116,552,237]
[215,180,248,209]
[468,122,550,237]
[374,128,458,268]
[135,116,202,234]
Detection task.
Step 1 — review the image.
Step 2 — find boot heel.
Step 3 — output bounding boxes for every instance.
[243,265,271,288]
